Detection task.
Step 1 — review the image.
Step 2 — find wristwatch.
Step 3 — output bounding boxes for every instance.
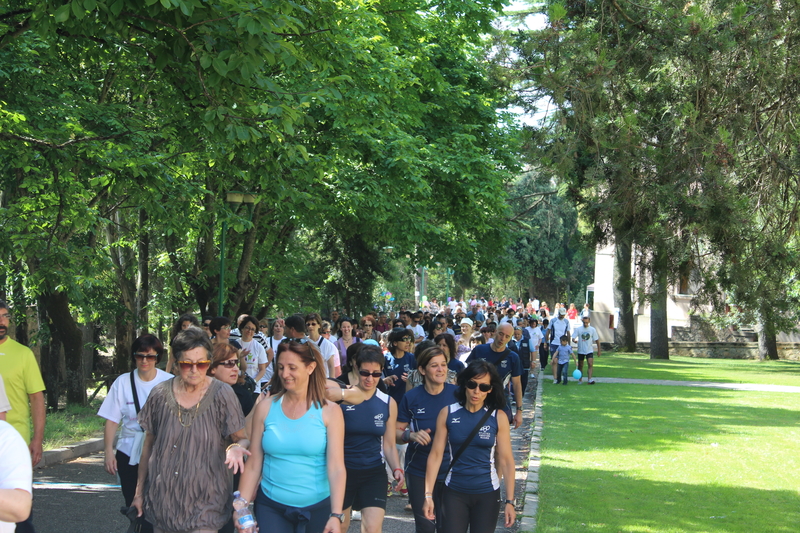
[330,513,345,523]
[505,498,516,506]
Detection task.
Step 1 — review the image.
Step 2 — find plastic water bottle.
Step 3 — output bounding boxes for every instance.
[232,491,257,533]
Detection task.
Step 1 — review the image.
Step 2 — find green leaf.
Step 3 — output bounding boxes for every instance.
[160,0,171,9]
[549,3,567,22]
[212,57,228,76]
[72,1,85,20]
[54,4,71,22]
[84,0,97,10]
[110,0,123,16]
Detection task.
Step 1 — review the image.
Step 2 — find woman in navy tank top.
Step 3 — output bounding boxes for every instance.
[423,360,516,533]
[339,345,404,533]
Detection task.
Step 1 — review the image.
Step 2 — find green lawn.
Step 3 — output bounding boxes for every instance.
[594,353,800,386]
[535,378,800,532]
[43,399,106,451]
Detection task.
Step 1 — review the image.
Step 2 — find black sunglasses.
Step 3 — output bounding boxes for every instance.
[202,323,211,328]
[134,353,158,361]
[466,380,492,392]
[359,370,383,378]
[218,360,239,368]
[280,337,309,345]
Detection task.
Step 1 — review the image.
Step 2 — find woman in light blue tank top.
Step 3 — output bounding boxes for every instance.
[423,360,517,533]
[237,340,346,533]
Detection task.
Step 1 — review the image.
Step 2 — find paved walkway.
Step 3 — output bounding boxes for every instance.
[541,375,800,393]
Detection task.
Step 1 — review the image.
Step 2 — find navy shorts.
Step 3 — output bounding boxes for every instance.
[343,463,388,511]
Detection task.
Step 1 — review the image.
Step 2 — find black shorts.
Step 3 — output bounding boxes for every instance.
[578,353,594,363]
[343,463,388,511]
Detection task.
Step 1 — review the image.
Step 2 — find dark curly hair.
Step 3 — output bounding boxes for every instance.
[455,359,506,411]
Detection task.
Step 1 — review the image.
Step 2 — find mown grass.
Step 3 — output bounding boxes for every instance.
[534,378,800,533]
[43,397,106,451]
[595,352,800,386]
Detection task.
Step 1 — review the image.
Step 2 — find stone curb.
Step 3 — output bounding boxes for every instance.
[518,371,544,533]
[35,437,105,470]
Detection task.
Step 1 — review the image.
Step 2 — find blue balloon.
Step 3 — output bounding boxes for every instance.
[572,369,582,380]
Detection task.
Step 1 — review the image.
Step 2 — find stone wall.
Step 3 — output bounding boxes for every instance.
[636,342,800,361]
[670,315,755,342]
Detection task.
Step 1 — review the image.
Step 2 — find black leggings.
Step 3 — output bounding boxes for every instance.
[116,451,155,533]
[440,486,501,533]
[406,473,444,533]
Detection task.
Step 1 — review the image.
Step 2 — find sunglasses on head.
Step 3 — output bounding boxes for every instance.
[177,360,211,371]
[466,380,492,392]
[359,370,383,378]
[134,353,158,361]
[218,360,239,368]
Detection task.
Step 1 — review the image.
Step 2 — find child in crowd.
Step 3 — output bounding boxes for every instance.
[554,334,577,385]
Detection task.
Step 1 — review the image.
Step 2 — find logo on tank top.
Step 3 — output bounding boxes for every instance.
[450,417,461,424]
[479,425,492,439]
[501,360,508,368]
[374,413,385,427]
[345,405,356,411]
[416,408,425,414]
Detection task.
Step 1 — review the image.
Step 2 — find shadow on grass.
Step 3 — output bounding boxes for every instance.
[536,466,800,533]
[543,385,800,453]
[604,354,800,378]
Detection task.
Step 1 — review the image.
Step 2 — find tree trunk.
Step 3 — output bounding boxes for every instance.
[613,230,637,351]
[36,296,64,410]
[115,311,134,374]
[11,265,29,346]
[136,208,150,336]
[755,308,779,360]
[649,248,670,360]
[40,290,86,405]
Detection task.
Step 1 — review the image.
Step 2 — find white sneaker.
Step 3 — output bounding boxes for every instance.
[352,510,362,521]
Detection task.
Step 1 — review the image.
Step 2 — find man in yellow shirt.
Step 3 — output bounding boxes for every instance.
[0,300,45,533]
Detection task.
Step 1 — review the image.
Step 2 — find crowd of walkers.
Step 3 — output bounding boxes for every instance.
[96,296,598,533]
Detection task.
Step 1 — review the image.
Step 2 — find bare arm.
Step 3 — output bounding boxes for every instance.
[103,420,120,475]
[0,488,31,523]
[29,391,45,465]
[323,401,346,533]
[512,376,523,429]
[254,363,267,384]
[422,408,449,520]
[384,400,405,487]
[496,414,517,527]
[238,399,271,503]
[131,432,155,516]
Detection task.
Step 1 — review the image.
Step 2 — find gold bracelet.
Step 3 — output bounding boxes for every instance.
[226,442,242,452]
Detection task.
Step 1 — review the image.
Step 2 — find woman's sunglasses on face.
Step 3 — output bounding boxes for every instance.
[466,380,492,392]
[218,360,239,368]
[134,353,158,362]
[177,360,211,371]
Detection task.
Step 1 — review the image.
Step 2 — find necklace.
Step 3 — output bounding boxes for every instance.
[176,380,206,427]
[178,401,200,427]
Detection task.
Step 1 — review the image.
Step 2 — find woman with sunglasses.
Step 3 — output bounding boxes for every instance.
[237,340,346,533]
[165,313,199,373]
[395,346,457,533]
[208,343,254,418]
[423,360,516,533]
[131,327,250,533]
[339,345,403,533]
[98,335,173,528]
[426,318,446,341]
[359,316,381,342]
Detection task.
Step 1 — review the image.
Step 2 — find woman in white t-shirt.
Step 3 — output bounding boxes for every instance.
[97,334,173,510]
[238,315,270,397]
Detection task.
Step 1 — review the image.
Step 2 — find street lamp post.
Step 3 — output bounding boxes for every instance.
[217,191,256,316]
